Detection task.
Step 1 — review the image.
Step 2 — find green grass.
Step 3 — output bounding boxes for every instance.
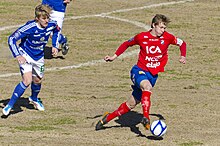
[168,104,178,108]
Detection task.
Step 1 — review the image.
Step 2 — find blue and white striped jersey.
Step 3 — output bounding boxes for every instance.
[8,20,60,61]
[42,0,67,12]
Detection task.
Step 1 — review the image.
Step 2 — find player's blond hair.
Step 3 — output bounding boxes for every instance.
[151,14,171,28]
[35,4,52,19]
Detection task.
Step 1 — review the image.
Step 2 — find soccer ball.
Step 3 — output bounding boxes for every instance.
[150,120,167,137]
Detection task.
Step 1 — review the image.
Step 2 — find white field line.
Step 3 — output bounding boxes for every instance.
[0,0,193,78]
[66,0,194,20]
[0,0,194,32]
[101,15,151,30]
[46,49,139,71]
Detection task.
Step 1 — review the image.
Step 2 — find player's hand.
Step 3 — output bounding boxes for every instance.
[179,56,186,64]
[63,0,71,4]
[104,54,117,62]
[52,47,58,56]
[16,55,26,64]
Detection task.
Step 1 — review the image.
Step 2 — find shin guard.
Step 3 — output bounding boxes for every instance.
[141,90,152,119]
[106,102,130,122]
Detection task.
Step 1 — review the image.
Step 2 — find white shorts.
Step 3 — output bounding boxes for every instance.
[18,47,45,78]
[50,10,65,30]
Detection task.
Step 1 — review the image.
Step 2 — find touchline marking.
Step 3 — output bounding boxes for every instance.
[0,0,194,32]
[0,49,139,78]
[46,49,139,71]
[67,0,194,20]
[101,15,151,30]
[0,0,193,78]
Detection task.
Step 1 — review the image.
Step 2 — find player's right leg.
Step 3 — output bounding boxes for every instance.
[2,69,32,116]
[95,95,138,131]
[95,102,131,130]
[2,81,29,116]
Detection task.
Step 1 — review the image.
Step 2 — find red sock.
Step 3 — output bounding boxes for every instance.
[106,102,130,122]
[141,90,152,120]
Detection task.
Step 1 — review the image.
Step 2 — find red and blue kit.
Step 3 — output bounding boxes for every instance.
[95,27,187,130]
[115,30,186,76]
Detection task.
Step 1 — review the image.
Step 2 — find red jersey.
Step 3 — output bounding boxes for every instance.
[115,30,186,75]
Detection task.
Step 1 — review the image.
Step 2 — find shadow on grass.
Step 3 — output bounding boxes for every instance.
[0,97,43,118]
[93,111,165,140]
[44,46,65,60]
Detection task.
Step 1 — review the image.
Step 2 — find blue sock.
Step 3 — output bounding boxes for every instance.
[58,34,67,44]
[8,82,28,108]
[30,82,41,101]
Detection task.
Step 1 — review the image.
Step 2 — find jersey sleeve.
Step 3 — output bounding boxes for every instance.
[51,25,61,49]
[115,34,138,56]
[170,34,187,57]
[8,25,31,58]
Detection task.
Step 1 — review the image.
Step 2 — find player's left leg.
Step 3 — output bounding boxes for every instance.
[130,65,158,130]
[28,57,45,111]
[139,80,152,130]
[29,78,44,111]
[30,82,41,100]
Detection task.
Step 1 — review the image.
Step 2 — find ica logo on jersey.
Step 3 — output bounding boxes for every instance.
[146,46,162,54]
[145,46,162,68]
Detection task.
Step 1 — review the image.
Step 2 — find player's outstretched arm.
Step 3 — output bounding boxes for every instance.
[177,38,186,64]
[104,54,118,62]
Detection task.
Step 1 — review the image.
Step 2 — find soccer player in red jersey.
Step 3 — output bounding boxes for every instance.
[95,14,186,131]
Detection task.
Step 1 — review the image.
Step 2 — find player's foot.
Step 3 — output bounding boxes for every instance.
[29,97,45,111]
[141,117,150,130]
[61,36,69,55]
[2,104,12,116]
[95,112,109,131]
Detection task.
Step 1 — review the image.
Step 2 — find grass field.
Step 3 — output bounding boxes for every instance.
[0,0,219,145]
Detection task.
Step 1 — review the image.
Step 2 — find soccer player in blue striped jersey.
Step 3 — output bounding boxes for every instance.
[42,0,72,55]
[2,4,60,116]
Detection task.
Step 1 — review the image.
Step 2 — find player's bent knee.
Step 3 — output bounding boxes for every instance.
[33,77,43,84]
[22,79,32,86]
[126,97,138,109]
[128,103,136,109]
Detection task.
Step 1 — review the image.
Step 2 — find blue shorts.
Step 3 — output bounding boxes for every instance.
[130,65,158,101]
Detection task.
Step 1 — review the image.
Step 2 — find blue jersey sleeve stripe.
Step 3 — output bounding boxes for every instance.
[19,22,35,33]
[8,37,20,57]
[7,22,35,58]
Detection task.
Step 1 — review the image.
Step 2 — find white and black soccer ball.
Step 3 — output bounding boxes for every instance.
[150,120,167,137]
